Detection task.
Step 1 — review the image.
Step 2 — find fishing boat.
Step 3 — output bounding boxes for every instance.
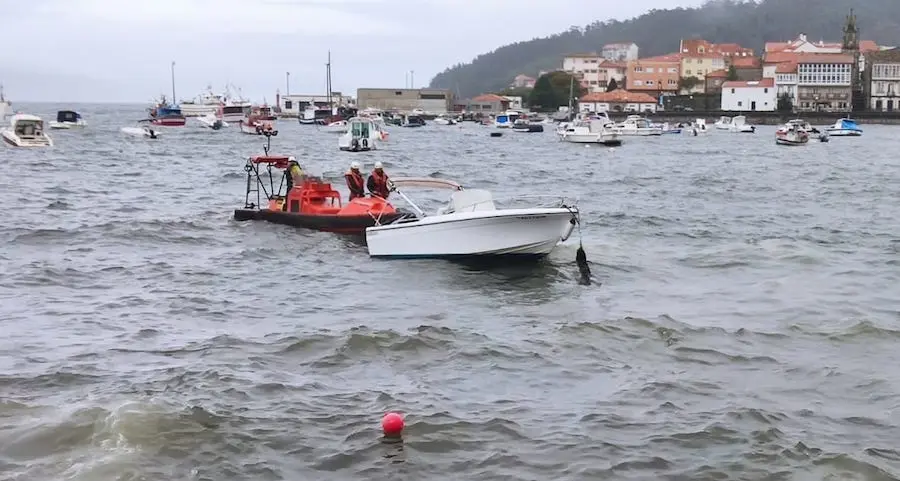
[322,119,349,134]
[48,110,86,129]
[775,125,809,146]
[825,118,862,137]
[784,119,819,134]
[364,178,580,259]
[233,134,408,233]
[2,113,53,147]
[239,112,277,135]
[146,62,187,126]
[338,117,379,151]
[178,85,224,117]
[401,114,426,127]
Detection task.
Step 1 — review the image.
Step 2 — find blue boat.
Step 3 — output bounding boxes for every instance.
[825,118,862,137]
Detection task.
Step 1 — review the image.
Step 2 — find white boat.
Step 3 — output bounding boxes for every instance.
[494,110,521,128]
[2,114,53,147]
[120,126,161,139]
[433,114,457,125]
[825,118,862,137]
[558,117,622,146]
[365,177,580,259]
[322,119,349,134]
[512,119,544,132]
[784,119,819,134]
[615,115,663,136]
[715,115,756,133]
[775,125,809,146]
[0,84,10,120]
[48,110,86,129]
[338,117,379,151]
[196,112,227,130]
[371,116,390,141]
[178,85,225,117]
[693,118,708,134]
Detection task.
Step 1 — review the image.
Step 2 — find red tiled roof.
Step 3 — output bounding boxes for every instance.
[472,94,508,102]
[634,53,682,63]
[600,62,627,69]
[794,53,855,63]
[722,78,775,88]
[775,62,797,73]
[730,56,758,68]
[767,37,879,54]
[580,89,657,103]
[766,41,790,52]
[706,69,728,78]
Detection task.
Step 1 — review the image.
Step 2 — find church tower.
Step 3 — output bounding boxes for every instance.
[842,9,865,111]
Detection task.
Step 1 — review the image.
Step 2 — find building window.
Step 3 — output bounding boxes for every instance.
[731,88,735,93]
[284,100,293,109]
[420,93,446,100]
[635,67,643,72]
[764,88,768,93]
[395,91,403,95]
[686,70,692,75]
[738,101,743,107]
[647,67,655,73]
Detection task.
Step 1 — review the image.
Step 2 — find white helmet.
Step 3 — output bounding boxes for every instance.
[350,161,361,170]
[374,161,384,169]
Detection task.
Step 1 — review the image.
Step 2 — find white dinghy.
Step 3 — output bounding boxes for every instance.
[365,178,581,259]
[121,126,161,139]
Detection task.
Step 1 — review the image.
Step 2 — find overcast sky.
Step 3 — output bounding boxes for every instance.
[1,0,705,103]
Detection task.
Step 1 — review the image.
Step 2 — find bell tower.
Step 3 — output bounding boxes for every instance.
[842,9,864,111]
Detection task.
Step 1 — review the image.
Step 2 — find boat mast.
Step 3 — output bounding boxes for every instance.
[170,61,176,105]
[568,74,574,119]
[326,51,333,112]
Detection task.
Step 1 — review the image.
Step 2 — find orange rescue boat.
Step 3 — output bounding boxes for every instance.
[233,134,409,234]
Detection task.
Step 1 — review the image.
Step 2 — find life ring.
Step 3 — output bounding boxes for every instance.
[361,138,369,149]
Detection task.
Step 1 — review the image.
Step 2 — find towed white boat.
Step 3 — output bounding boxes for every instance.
[48,110,86,129]
[715,115,756,133]
[615,115,663,136]
[2,114,54,147]
[322,119,348,134]
[120,126,161,139]
[558,116,622,146]
[775,125,809,146]
[365,178,580,259]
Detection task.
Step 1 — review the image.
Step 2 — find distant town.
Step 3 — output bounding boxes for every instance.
[272,9,900,119]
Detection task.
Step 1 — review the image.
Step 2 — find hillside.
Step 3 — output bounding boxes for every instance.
[429,0,900,98]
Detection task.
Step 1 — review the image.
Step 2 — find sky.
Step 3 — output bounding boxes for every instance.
[0,0,705,103]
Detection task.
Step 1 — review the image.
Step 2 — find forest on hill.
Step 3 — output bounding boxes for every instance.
[429,0,900,98]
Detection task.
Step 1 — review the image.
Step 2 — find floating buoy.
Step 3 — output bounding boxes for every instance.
[382,412,404,439]
[490,132,502,137]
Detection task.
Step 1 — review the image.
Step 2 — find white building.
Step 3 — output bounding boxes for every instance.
[578,90,658,113]
[503,96,523,110]
[796,54,853,111]
[562,54,627,92]
[774,62,798,104]
[279,93,354,117]
[720,78,777,111]
[866,49,900,111]
[602,43,639,62]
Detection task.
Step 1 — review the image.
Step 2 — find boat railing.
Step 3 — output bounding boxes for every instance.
[448,194,578,213]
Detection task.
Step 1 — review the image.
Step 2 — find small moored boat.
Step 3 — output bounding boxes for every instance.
[197,112,227,130]
[239,112,277,135]
[615,115,663,136]
[558,115,622,146]
[775,125,809,146]
[494,110,520,128]
[2,113,54,147]
[121,126,161,139]
[512,119,544,132]
[49,110,86,129]
[365,178,580,259]
[233,135,408,234]
[825,118,862,137]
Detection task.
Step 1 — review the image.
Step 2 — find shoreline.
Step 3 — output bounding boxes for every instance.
[615,111,900,125]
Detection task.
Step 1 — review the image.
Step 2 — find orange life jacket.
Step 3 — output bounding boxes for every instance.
[345,171,365,199]
[370,170,389,198]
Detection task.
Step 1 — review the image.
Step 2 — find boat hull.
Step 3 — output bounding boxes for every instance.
[234,208,408,234]
[150,116,186,126]
[775,137,808,146]
[825,129,862,136]
[365,209,577,258]
[2,130,53,147]
[560,133,621,145]
[49,121,86,129]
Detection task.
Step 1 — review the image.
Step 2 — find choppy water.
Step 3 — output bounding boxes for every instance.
[1,104,899,480]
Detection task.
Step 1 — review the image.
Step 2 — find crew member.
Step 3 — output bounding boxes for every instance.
[286,159,305,192]
[345,161,365,200]
[367,161,390,199]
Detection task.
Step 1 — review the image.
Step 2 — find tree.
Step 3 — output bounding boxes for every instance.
[528,71,585,111]
[777,92,793,112]
[726,65,738,81]
[677,75,701,93]
[606,78,619,92]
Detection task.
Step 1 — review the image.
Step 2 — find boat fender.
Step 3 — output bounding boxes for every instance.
[361,138,369,149]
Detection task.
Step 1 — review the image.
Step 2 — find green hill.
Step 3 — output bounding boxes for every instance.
[429,0,900,98]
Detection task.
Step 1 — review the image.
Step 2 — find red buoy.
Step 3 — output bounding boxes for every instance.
[382,412,404,437]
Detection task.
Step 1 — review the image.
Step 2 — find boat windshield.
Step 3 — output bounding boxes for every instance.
[15,120,42,137]
[351,120,371,137]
